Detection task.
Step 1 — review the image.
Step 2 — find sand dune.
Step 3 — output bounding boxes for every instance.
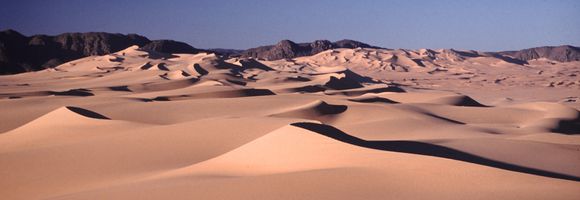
[38,124,580,200]
[0,46,579,199]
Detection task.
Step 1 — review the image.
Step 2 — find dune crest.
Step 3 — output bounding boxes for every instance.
[0,45,579,200]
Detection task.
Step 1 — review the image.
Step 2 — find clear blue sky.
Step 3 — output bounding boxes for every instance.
[1,0,579,51]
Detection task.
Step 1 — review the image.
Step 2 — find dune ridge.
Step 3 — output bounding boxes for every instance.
[0,46,579,200]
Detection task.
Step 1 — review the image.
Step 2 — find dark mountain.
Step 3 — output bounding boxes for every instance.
[0,30,204,74]
[208,48,244,57]
[333,39,374,49]
[140,40,202,54]
[2,29,579,75]
[239,39,381,60]
[0,30,29,74]
[498,45,580,62]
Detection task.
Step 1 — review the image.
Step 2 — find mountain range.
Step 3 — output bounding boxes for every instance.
[0,29,209,74]
[1,29,578,74]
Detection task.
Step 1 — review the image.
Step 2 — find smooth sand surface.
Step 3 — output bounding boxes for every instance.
[1,46,579,199]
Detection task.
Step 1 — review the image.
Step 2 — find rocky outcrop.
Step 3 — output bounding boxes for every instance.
[50,32,151,56]
[0,30,204,74]
[240,39,379,60]
[333,39,373,49]
[207,48,244,57]
[0,30,34,74]
[499,45,580,62]
[140,40,201,54]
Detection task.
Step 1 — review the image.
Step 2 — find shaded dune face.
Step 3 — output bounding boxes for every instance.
[552,118,580,134]
[65,106,110,119]
[150,88,276,101]
[270,100,348,123]
[348,96,399,104]
[0,46,579,200]
[291,122,580,182]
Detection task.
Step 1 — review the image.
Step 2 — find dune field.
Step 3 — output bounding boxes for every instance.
[1,46,579,199]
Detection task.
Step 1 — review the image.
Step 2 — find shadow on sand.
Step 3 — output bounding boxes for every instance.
[291,122,580,182]
[65,106,110,119]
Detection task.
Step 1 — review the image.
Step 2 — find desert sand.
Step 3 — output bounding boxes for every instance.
[0,46,579,199]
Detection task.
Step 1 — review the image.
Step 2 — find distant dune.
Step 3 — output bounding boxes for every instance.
[2,29,579,75]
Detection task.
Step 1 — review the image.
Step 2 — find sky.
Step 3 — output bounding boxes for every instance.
[1,0,579,51]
